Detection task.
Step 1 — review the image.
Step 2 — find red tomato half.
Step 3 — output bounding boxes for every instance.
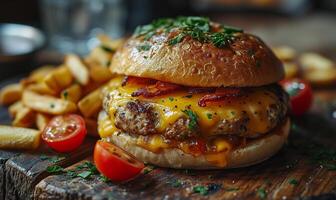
[94,140,145,182]
[280,79,313,116]
[42,114,87,152]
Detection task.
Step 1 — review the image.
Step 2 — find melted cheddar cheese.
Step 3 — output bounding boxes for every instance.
[99,76,283,167]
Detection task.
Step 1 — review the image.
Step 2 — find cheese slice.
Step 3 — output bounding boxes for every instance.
[98,76,282,167]
[103,76,279,137]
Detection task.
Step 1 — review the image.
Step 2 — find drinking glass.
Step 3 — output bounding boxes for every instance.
[39,0,126,55]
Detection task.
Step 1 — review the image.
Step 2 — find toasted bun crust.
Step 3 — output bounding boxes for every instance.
[111,27,284,87]
[99,111,290,169]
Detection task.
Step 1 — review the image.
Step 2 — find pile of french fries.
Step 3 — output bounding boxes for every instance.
[273,46,336,86]
[0,35,124,149]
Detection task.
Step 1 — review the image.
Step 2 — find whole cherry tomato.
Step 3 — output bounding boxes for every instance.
[280,79,313,116]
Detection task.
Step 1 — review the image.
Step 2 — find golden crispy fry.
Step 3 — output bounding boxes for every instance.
[86,60,113,83]
[0,125,40,150]
[273,46,297,61]
[8,101,24,117]
[36,113,51,131]
[21,65,55,86]
[299,53,336,86]
[44,66,73,92]
[65,54,90,85]
[97,34,125,50]
[26,83,58,96]
[60,84,82,103]
[84,117,99,137]
[12,106,36,128]
[86,47,113,67]
[0,83,23,105]
[78,88,102,118]
[22,90,77,115]
[283,62,299,79]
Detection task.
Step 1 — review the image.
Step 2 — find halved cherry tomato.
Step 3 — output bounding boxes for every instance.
[42,114,87,152]
[280,79,313,116]
[94,140,145,182]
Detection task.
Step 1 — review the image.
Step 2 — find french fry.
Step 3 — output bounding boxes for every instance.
[22,90,77,115]
[65,54,90,85]
[12,106,36,128]
[283,62,299,79]
[86,47,113,67]
[273,46,296,61]
[299,53,336,86]
[26,83,58,96]
[21,65,55,86]
[44,66,73,92]
[36,113,51,131]
[60,84,82,103]
[0,83,23,105]
[0,125,40,150]
[84,117,99,137]
[97,34,125,50]
[78,88,102,118]
[87,61,113,83]
[8,101,24,117]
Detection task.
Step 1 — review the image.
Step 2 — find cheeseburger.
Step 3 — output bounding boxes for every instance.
[98,16,290,169]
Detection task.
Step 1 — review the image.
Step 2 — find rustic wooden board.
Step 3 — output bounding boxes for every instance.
[4,139,95,200]
[32,117,336,200]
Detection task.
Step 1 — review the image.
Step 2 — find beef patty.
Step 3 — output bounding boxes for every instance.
[104,84,288,141]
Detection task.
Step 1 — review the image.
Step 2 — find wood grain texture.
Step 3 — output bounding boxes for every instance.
[4,139,95,200]
[32,121,336,200]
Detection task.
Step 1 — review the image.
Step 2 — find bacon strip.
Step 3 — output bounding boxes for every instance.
[132,81,182,98]
[122,76,157,87]
[198,88,245,107]
[187,87,216,94]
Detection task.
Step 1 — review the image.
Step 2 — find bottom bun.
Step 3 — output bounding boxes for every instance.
[100,111,290,169]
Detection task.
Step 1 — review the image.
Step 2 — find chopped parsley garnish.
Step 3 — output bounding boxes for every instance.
[168,97,174,102]
[288,178,299,186]
[50,103,55,108]
[137,44,151,51]
[257,188,267,199]
[143,164,157,174]
[98,175,110,183]
[182,109,198,130]
[168,179,183,188]
[193,184,222,196]
[77,171,93,179]
[100,45,115,53]
[47,165,64,173]
[207,113,213,119]
[168,33,185,45]
[193,185,209,195]
[47,161,100,180]
[62,91,68,100]
[133,16,243,48]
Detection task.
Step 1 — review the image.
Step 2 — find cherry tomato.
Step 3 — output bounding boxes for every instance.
[280,79,313,116]
[94,140,145,182]
[42,114,87,152]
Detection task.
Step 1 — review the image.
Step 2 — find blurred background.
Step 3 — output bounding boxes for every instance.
[0,0,335,79]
